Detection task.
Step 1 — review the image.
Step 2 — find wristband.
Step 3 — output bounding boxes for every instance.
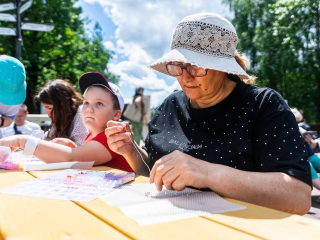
[23,137,41,156]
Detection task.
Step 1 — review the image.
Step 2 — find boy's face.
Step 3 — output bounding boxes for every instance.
[82,86,121,132]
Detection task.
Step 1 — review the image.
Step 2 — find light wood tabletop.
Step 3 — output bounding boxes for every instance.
[0,169,128,240]
[1,166,319,240]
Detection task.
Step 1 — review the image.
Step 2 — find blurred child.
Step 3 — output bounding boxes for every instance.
[1,104,41,137]
[0,55,26,128]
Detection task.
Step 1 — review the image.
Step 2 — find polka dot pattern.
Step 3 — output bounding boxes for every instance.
[143,80,312,187]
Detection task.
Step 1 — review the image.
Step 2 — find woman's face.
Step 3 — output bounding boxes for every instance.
[42,103,54,119]
[174,62,226,102]
[138,88,144,95]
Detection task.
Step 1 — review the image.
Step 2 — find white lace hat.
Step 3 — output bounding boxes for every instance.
[149,13,249,79]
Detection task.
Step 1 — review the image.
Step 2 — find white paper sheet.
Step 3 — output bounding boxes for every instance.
[5,151,94,171]
[22,161,94,171]
[0,169,135,202]
[100,183,246,226]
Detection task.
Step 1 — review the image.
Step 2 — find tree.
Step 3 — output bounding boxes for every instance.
[224,0,320,122]
[0,0,118,113]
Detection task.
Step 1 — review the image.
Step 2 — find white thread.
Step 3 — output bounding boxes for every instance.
[125,125,151,173]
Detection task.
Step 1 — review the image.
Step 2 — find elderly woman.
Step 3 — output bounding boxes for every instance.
[106,13,311,215]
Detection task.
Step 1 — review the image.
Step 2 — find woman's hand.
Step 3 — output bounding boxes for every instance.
[105,120,136,157]
[51,138,77,148]
[0,135,27,152]
[149,150,211,191]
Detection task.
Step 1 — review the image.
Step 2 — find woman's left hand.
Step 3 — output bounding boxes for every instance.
[149,150,211,191]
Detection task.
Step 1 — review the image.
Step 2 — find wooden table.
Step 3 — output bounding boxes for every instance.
[0,166,319,240]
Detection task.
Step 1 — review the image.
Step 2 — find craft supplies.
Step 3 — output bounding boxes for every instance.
[100,183,246,226]
[1,169,135,202]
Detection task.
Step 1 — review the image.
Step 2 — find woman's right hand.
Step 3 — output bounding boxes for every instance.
[105,120,136,157]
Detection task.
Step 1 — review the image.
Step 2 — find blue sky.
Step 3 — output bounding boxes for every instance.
[76,0,231,107]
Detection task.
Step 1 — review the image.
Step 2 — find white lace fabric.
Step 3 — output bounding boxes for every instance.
[171,21,237,59]
[70,105,89,146]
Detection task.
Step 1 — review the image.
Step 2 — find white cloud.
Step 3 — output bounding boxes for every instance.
[103,41,115,51]
[108,61,181,106]
[111,40,153,64]
[88,0,231,62]
[84,0,231,107]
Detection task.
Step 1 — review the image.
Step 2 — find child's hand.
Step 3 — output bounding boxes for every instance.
[105,120,135,157]
[0,135,26,152]
[51,138,77,148]
[0,136,19,150]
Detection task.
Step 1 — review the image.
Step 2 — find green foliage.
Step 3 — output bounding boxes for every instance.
[224,0,320,122]
[150,107,157,118]
[0,0,118,113]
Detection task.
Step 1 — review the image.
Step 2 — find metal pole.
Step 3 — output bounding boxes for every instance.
[15,0,22,60]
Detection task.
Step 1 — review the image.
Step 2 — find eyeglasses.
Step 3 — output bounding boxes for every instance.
[166,64,208,77]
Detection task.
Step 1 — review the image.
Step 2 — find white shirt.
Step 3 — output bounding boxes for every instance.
[1,121,41,137]
[0,102,20,119]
